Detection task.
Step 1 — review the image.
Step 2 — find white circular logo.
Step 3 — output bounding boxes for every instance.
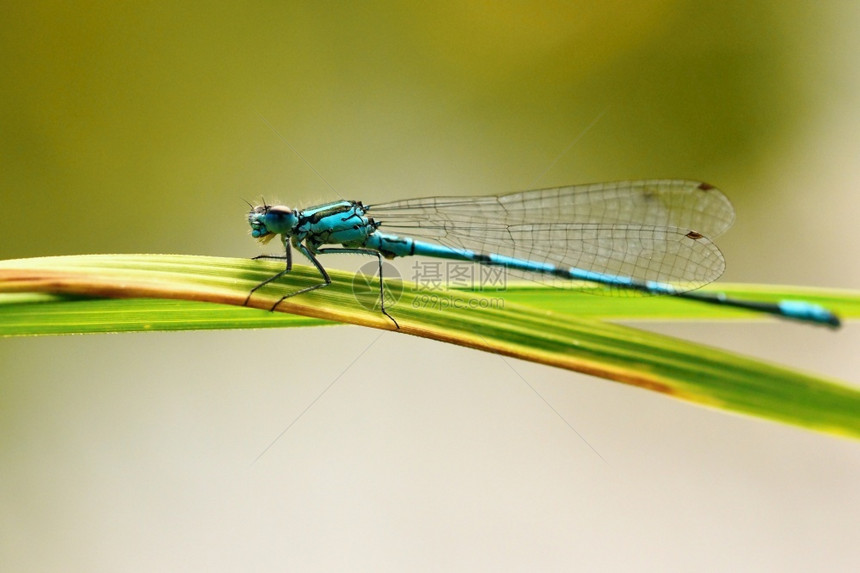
[351,260,403,312]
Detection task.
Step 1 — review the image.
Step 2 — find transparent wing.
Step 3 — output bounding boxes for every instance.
[369,179,734,239]
[367,180,730,292]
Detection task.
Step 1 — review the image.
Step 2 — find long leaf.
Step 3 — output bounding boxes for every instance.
[1,254,858,438]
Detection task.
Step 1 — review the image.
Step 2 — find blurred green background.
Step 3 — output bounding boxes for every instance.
[2,2,859,571]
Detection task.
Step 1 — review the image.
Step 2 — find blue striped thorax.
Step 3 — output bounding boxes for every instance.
[248,200,378,249]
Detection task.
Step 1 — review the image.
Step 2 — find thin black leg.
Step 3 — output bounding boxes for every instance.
[317,247,400,328]
[245,242,294,305]
[267,244,333,311]
[248,243,400,329]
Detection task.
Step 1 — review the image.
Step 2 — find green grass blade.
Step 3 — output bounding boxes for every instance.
[494,282,860,321]
[1,254,858,438]
[0,294,326,334]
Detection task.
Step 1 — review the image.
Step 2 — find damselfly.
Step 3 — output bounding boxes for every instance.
[245,180,840,328]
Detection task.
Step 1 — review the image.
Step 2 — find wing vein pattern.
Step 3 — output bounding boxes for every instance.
[368,179,734,293]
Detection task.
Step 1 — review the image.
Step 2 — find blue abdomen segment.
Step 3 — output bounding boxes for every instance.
[370,233,662,291]
[778,300,841,327]
[364,233,474,261]
[364,235,841,326]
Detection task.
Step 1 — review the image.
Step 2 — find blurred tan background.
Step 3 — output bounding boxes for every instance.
[1,2,859,571]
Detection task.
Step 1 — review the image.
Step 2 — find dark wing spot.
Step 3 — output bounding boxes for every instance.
[686,231,704,240]
[697,182,715,191]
